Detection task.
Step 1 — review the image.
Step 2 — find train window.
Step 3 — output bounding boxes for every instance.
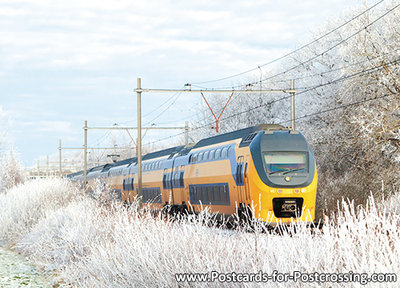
[209,150,215,160]
[213,186,221,205]
[195,186,200,203]
[207,186,213,203]
[179,172,184,188]
[188,154,193,163]
[221,147,228,158]
[192,153,198,163]
[215,148,221,159]
[201,186,208,203]
[163,174,167,189]
[198,152,204,162]
[175,172,180,187]
[189,186,194,202]
[203,150,209,161]
[219,185,226,203]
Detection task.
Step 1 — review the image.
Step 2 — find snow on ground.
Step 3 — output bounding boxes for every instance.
[0,246,49,287]
[0,178,399,287]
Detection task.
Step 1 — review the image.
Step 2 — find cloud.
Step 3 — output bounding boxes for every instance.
[0,0,366,164]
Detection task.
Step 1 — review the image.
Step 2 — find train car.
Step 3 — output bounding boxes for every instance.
[69,124,317,225]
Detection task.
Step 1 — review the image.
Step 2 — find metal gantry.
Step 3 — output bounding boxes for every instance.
[81,119,189,191]
[134,78,297,202]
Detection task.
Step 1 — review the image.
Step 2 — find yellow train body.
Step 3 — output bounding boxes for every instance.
[71,124,318,225]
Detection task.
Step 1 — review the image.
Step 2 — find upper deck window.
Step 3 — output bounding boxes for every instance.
[203,150,209,161]
[221,147,228,158]
[198,152,204,162]
[209,150,215,160]
[215,148,221,159]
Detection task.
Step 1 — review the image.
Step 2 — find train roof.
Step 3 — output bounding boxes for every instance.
[66,171,83,178]
[193,124,285,149]
[142,145,185,161]
[65,124,287,178]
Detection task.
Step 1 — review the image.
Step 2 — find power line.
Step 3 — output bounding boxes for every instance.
[279,92,399,125]
[203,2,399,91]
[190,0,384,86]
[261,47,400,85]
[143,91,181,119]
[144,91,183,125]
[240,2,400,89]
[144,57,399,148]
[143,90,399,149]
[295,57,400,94]
[157,48,400,127]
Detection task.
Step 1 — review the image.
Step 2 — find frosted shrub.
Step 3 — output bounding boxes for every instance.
[0,178,81,245]
[1,179,399,287]
[0,148,26,193]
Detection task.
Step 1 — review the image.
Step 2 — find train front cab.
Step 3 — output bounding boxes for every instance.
[247,129,318,225]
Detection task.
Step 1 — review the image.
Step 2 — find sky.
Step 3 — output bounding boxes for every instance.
[0,0,373,167]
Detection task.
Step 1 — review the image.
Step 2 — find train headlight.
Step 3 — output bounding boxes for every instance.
[301,188,307,193]
[294,189,299,193]
[285,176,291,182]
[270,189,276,193]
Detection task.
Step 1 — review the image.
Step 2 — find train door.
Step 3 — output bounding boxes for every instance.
[163,168,173,204]
[236,155,245,204]
[243,155,250,204]
[169,158,177,205]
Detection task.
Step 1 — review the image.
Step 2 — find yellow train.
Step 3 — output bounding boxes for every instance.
[68,124,318,225]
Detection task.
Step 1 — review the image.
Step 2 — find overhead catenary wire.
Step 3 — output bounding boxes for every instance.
[144,91,183,125]
[138,3,400,150]
[207,58,400,123]
[142,58,400,148]
[196,2,399,92]
[142,91,181,119]
[145,47,400,128]
[232,2,400,90]
[121,3,399,141]
[260,47,400,85]
[191,0,384,86]
[143,90,399,148]
[278,92,399,126]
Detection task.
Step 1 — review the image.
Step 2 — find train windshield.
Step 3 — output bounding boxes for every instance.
[263,152,308,175]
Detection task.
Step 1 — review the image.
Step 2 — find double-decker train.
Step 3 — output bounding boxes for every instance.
[67,124,318,225]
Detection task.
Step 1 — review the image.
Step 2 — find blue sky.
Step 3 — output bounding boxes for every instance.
[0,0,371,166]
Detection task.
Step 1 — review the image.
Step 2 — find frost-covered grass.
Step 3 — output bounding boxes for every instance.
[1,178,400,287]
[0,247,49,287]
